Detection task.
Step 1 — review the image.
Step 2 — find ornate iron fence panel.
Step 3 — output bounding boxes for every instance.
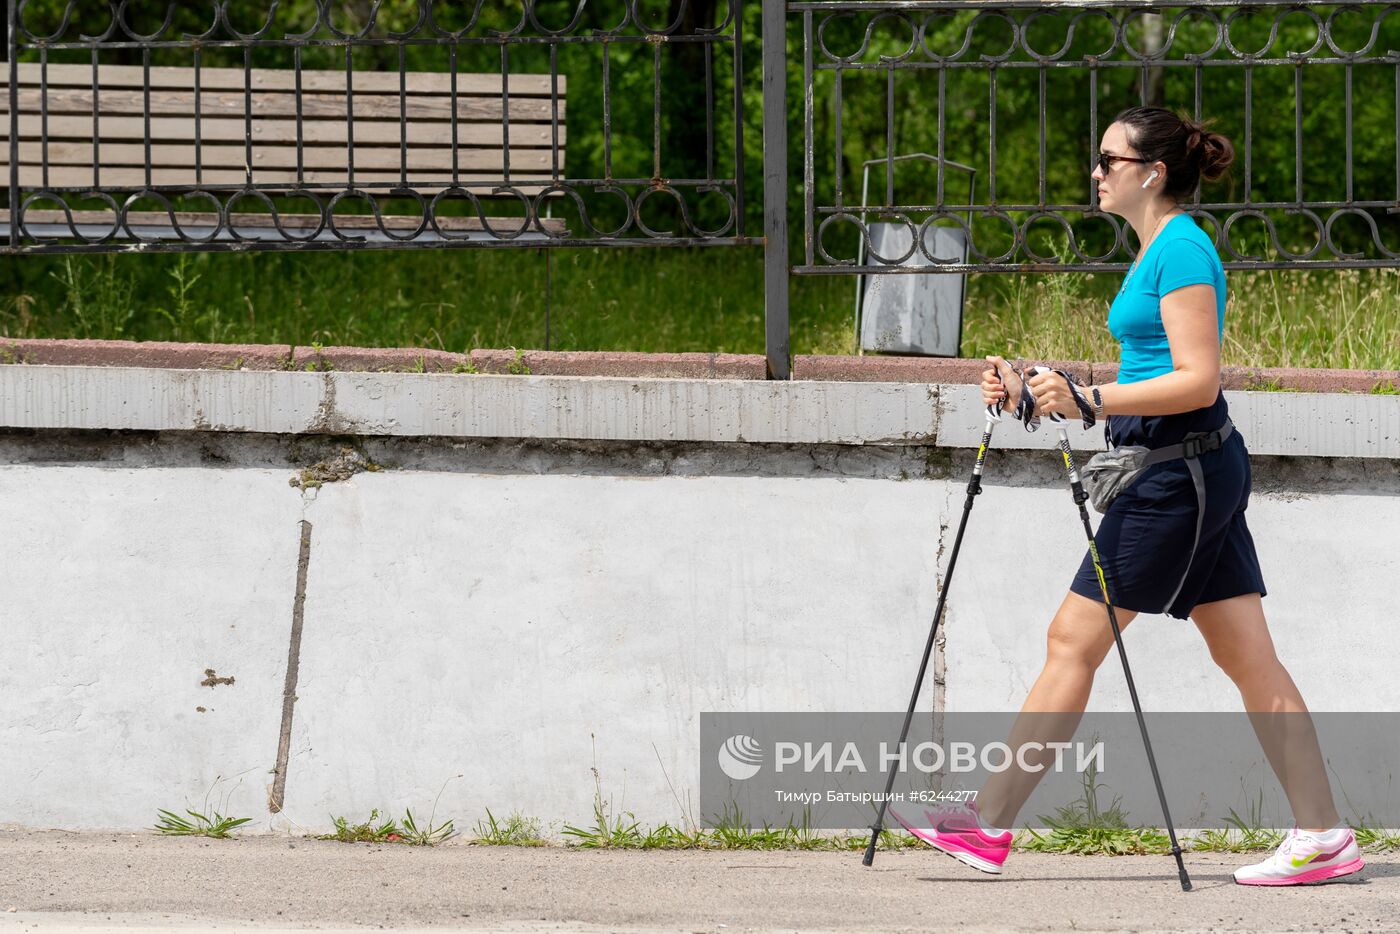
[2,0,750,254]
[788,0,1400,274]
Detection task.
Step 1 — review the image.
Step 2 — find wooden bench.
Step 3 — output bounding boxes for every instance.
[0,62,568,243]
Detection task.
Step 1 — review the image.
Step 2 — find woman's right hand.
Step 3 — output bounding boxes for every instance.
[981,355,1021,413]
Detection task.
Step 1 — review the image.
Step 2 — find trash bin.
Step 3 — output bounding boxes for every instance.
[858,222,967,356]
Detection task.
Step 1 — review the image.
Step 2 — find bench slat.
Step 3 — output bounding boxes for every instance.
[3,63,568,214]
[7,165,559,190]
[15,63,565,97]
[0,113,564,148]
[3,141,555,173]
[0,88,563,122]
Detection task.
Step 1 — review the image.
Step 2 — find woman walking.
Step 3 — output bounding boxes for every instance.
[889,107,1363,886]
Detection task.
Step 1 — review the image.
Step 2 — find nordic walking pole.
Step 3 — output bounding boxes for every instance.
[863,406,1000,867]
[1048,415,1192,892]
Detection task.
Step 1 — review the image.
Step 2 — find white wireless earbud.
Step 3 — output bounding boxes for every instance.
[1141,170,1159,190]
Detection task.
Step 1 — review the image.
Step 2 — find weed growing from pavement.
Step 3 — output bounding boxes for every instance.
[1184,790,1287,853]
[558,775,919,851]
[561,762,645,848]
[704,803,919,852]
[152,808,251,839]
[1353,823,1400,851]
[396,775,462,846]
[1017,753,1172,856]
[470,809,549,846]
[152,774,251,839]
[555,736,922,851]
[560,802,918,851]
[319,809,404,844]
[400,808,456,846]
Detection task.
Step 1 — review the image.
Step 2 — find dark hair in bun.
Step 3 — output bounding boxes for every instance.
[1115,106,1235,200]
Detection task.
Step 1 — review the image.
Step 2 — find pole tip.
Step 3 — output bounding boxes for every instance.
[862,829,879,866]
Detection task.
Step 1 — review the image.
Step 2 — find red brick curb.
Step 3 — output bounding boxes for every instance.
[1216,365,1400,393]
[793,355,1094,385]
[0,338,293,370]
[0,339,1395,392]
[468,349,768,379]
[291,345,468,373]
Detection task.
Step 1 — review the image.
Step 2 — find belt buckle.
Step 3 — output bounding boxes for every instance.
[1181,433,1220,459]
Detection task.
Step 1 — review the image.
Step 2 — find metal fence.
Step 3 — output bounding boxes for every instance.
[780,0,1400,278]
[758,0,1400,375]
[2,0,748,252]
[5,1,1400,380]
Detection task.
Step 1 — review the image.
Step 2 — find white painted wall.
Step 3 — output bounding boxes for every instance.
[1,467,299,829]
[2,365,1397,832]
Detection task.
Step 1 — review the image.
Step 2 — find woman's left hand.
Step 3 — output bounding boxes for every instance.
[1026,368,1082,418]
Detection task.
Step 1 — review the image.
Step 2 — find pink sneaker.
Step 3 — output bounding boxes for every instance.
[888,799,1013,874]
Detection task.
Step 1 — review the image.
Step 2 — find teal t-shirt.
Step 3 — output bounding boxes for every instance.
[1108,214,1226,384]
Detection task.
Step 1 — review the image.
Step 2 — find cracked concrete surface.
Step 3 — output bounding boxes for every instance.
[0,830,1395,933]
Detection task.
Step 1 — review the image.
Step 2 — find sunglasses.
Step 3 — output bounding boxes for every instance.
[1095,151,1149,174]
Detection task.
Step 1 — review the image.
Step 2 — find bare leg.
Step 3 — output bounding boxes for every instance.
[977,591,1137,830]
[1191,592,1340,832]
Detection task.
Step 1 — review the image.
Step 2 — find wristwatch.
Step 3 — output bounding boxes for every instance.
[1090,385,1105,418]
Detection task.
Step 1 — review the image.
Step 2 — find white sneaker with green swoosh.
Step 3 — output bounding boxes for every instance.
[1233,825,1364,886]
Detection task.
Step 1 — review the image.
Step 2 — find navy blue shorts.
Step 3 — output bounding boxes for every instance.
[1069,392,1267,620]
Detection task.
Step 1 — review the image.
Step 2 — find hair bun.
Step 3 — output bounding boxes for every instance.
[1181,119,1204,156]
[1182,116,1234,183]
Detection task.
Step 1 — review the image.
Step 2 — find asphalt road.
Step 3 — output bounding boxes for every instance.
[2,829,1396,933]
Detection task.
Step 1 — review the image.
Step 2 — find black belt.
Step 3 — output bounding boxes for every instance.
[1140,418,1234,466]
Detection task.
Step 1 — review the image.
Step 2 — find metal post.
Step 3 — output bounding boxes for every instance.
[761,0,790,380]
[8,0,20,249]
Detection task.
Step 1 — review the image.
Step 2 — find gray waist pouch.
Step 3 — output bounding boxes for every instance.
[1081,419,1234,514]
[1082,446,1152,513]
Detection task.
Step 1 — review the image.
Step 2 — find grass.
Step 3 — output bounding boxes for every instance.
[1185,789,1287,853]
[1354,823,1400,851]
[557,741,917,851]
[1015,754,1174,856]
[3,249,1398,369]
[152,807,252,839]
[315,807,454,846]
[396,775,461,846]
[1016,773,1400,855]
[320,809,405,844]
[152,774,253,839]
[559,794,918,851]
[300,743,1400,853]
[301,794,1400,851]
[400,807,456,846]
[470,808,550,846]
[315,779,459,846]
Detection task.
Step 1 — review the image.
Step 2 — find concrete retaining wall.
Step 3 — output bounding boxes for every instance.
[2,352,1398,834]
